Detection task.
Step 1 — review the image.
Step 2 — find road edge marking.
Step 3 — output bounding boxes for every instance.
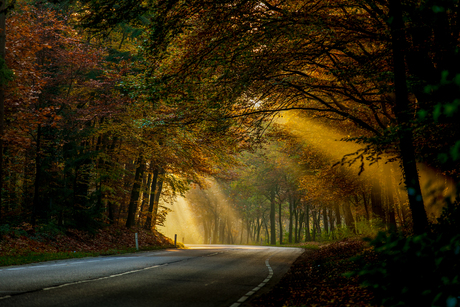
[230,258,274,307]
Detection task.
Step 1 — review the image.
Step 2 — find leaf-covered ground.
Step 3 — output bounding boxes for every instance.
[251,240,377,307]
[0,224,175,266]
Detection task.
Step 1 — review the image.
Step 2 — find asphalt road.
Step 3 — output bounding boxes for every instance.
[0,244,303,307]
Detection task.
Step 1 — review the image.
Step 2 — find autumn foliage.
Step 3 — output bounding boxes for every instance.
[251,240,376,307]
[0,223,174,263]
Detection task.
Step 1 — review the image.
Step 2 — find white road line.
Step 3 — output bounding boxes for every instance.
[230,258,274,307]
[0,264,167,300]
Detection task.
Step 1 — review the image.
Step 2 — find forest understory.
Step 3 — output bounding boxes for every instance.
[0,224,175,266]
[251,239,376,307]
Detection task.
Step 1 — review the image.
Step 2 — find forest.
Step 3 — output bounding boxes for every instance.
[0,0,459,305]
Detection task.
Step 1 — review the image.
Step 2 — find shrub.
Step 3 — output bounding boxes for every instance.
[351,201,460,307]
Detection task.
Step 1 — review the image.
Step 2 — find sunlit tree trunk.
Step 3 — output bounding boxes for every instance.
[278,200,283,245]
[151,168,165,229]
[334,204,341,228]
[263,217,269,244]
[343,202,355,233]
[137,172,151,226]
[126,154,145,228]
[144,167,159,229]
[371,180,385,225]
[312,209,318,241]
[328,208,335,238]
[384,166,397,231]
[305,204,311,242]
[322,207,329,234]
[289,193,293,244]
[269,188,276,245]
[361,192,370,221]
[389,0,428,234]
[297,211,304,243]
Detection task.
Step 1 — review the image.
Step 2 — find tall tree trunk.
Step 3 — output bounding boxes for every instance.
[126,154,145,228]
[297,211,304,243]
[389,0,429,234]
[288,194,293,244]
[278,200,283,245]
[294,208,298,243]
[384,166,397,231]
[323,207,329,234]
[144,167,159,229]
[312,209,317,241]
[263,217,269,244]
[270,188,276,245]
[137,172,151,226]
[362,192,370,220]
[328,208,335,236]
[334,203,341,228]
[343,202,356,233]
[371,180,386,224]
[214,216,219,244]
[305,204,311,241]
[0,0,6,223]
[31,125,42,227]
[151,168,165,229]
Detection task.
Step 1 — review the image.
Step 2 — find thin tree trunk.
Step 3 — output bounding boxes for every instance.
[362,192,370,220]
[323,207,329,234]
[389,0,429,234]
[343,202,356,233]
[270,189,276,245]
[31,125,43,226]
[151,168,165,229]
[371,180,386,224]
[305,205,311,241]
[298,211,304,243]
[126,154,145,228]
[137,172,151,226]
[144,167,159,229]
[289,194,293,244]
[312,209,317,241]
[279,200,283,245]
[0,0,6,223]
[335,203,341,228]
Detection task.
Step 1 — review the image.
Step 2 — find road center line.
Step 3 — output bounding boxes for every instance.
[0,249,225,301]
[42,264,166,291]
[230,258,274,307]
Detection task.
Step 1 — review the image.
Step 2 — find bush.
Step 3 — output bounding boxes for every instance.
[351,201,460,307]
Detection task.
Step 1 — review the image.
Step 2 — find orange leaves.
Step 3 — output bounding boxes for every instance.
[0,225,174,258]
[251,240,376,307]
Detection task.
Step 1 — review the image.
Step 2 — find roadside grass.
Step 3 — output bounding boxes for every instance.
[0,244,183,267]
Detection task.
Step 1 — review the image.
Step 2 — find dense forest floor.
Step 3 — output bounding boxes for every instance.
[251,239,376,307]
[0,224,176,266]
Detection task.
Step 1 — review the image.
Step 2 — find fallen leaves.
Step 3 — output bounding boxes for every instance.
[251,240,377,307]
[0,225,174,259]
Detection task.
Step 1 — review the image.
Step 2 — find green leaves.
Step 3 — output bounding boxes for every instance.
[351,230,460,307]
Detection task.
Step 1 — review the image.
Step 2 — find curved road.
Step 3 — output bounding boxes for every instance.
[0,244,303,307]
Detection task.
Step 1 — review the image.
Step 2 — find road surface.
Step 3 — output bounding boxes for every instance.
[0,244,303,307]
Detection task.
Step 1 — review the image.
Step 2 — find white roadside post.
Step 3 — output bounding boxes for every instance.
[135,233,139,251]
